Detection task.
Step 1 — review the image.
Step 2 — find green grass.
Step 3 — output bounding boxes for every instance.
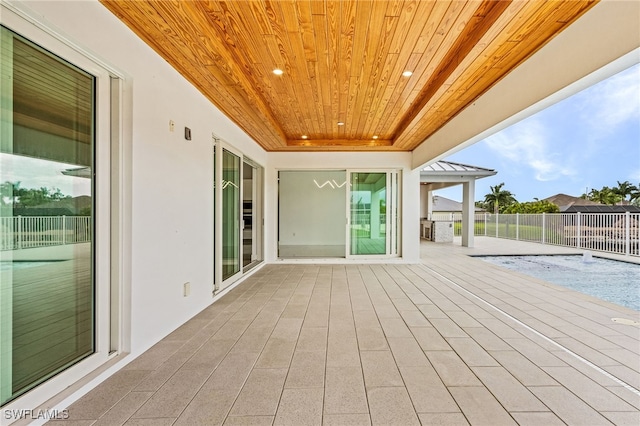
[454,222,562,241]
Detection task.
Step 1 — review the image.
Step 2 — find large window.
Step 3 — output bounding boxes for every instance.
[1,26,95,405]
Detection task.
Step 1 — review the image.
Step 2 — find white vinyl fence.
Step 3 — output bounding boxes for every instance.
[431,212,639,257]
[0,216,91,250]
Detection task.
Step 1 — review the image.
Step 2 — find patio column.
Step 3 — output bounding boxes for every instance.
[420,185,431,219]
[462,180,475,247]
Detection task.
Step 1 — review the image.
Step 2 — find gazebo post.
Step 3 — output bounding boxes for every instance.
[462,179,475,247]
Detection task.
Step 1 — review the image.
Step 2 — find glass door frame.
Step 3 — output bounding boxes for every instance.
[214,142,241,291]
[242,157,263,273]
[213,141,263,293]
[345,169,400,259]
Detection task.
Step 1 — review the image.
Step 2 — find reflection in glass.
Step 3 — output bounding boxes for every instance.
[222,150,240,280]
[350,173,387,255]
[1,27,94,405]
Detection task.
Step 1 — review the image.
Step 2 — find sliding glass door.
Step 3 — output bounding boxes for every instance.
[214,143,263,290]
[347,170,400,257]
[222,149,240,280]
[242,162,253,268]
[242,159,263,271]
[1,26,97,405]
[349,172,388,255]
[278,171,347,258]
[277,169,400,259]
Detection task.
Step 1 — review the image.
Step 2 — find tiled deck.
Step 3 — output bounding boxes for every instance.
[50,238,639,425]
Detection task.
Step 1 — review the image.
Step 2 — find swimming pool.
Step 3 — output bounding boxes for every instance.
[478,254,639,311]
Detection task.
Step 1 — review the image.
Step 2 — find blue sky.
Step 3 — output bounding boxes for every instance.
[435,63,640,203]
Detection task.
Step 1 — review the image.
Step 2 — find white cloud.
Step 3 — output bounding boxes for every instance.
[483,118,576,182]
[0,153,91,196]
[577,64,640,133]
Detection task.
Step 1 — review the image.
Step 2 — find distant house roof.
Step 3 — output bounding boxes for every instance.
[543,193,640,213]
[432,195,485,213]
[543,193,600,208]
[563,205,640,213]
[543,193,601,212]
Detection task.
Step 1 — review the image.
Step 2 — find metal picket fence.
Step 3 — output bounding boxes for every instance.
[0,216,92,250]
[431,212,639,257]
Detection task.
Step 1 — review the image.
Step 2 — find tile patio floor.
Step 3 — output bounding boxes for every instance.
[48,238,639,425]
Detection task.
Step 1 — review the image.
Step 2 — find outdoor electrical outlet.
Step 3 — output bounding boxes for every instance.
[183,282,190,297]
[169,120,175,132]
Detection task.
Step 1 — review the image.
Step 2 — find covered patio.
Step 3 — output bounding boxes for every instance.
[49,239,639,425]
[1,0,639,420]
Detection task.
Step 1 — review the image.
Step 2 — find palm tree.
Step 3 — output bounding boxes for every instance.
[630,184,640,206]
[614,180,639,204]
[484,182,516,214]
[589,186,621,205]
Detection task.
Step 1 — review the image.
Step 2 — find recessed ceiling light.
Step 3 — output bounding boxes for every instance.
[273,68,284,75]
[301,135,308,139]
[402,70,413,77]
[337,121,345,126]
[372,135,379,139]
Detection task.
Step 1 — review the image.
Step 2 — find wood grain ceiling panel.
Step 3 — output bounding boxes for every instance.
[100,0,598,152]
[393,0,596,149]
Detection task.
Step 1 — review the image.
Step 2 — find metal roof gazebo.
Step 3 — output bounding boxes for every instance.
[420,161,497,247]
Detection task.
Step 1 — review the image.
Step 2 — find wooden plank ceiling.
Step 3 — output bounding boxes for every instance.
[100,0,597,152]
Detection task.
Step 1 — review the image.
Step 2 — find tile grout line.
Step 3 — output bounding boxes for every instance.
[419,263,640,397]
[366,264,451,424]
[386,263,495,425]
[174,266,298,424]
[264,268,308,423]
[171,274,279,425]
[81,274,269,426]
[274,265,320,424]
[351,265,378,425]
